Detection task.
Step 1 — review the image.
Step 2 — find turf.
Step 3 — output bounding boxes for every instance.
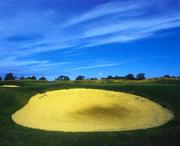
[0,80,180,146]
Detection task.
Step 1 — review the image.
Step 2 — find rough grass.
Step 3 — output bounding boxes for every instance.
[0,80,180,146]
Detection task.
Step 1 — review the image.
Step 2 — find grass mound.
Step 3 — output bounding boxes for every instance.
[12,88,173,132]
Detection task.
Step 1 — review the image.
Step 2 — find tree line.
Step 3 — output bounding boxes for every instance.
[0,73,48,81]
[0,73,179,81]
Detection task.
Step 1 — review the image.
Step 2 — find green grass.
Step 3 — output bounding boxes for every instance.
[0,80,180,146]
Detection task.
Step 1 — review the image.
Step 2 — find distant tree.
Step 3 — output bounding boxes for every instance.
[136,73,146,80]
[115,76,125,79]
[4,73,15,80]
[125,73,135,80]
[26,76,37,80]
[56,75,70,81]
[31,76,37,80]
[19,76,25,80]
[107,75,113,79]
[163,75,170,78]
[163,75,176,79]
[0,76,2,81]
[76,75,85,80]
[101,77,106,80]
[114,76,119,79]
[89,77,98,80]
[39,76,47,81]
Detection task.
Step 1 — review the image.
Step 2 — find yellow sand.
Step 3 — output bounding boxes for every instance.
[12,88,174,132]
[0,85,20,88]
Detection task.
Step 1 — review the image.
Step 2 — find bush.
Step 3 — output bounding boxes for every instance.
[19,76,25,80]
[89,77,98,80]
[39,76,47,81]
[26,76,37,80]
[4,73,15,80]
[76,75,85,80]
[55,75,70,81]
[136,73,146,80]
[125,73,135,80]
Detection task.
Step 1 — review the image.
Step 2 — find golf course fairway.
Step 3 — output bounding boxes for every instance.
[12,88,174,132]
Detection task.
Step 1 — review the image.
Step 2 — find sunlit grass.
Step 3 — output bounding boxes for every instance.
[0,84,20,88]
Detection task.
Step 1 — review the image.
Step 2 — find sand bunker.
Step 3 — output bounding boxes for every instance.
[12,88,174,132]
[0,85,20,88]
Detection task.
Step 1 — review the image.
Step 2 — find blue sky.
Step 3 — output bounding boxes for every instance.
[0,0,179,80]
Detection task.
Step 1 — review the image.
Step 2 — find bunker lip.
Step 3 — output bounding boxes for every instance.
[0,85,20,88]
[12,88,174,132]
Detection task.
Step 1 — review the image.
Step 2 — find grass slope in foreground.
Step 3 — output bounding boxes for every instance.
[0,80,179,146]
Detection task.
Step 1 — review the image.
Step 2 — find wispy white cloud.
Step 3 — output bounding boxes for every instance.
[81,33,152,48]
[80,13,180,47]
[63,0,148,27]
[0,57,72,75]
[0,0,180,57]
[69,57,144,71]
[0,57,48,67]
[84,15,180,38]
[29,0,180,51]
[69,63,122,71]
